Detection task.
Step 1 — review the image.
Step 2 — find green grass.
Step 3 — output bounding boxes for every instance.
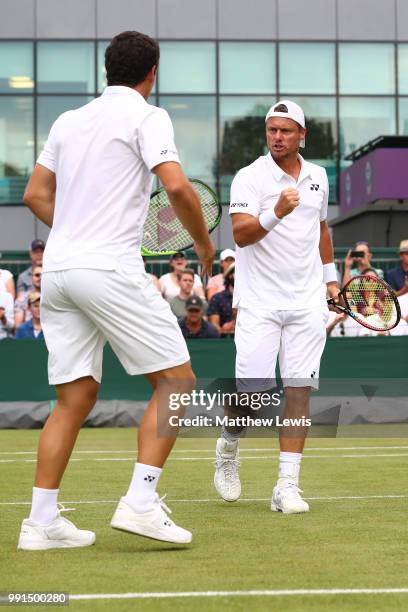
[1,429,408,611]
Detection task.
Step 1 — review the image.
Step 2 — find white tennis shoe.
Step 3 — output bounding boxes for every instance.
[18,515,95,550]
[271,479,309,514]
[110,495,192,544]
[214,437,241,502]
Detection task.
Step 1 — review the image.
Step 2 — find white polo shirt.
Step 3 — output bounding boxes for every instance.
[37,86,180,272]
[229,153,329,310]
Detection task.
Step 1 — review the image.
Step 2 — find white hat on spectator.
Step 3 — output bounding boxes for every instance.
[399,240,408,253]
[220,249,235,261]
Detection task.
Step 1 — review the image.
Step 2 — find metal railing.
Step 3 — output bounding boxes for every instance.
[0,256,400,284]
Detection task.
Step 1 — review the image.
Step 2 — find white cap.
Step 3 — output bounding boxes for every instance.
[220,248,235,261]
[265,100,306,148]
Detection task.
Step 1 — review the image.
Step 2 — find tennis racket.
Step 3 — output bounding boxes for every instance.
[327,275,401,332]
[141,179,222,256]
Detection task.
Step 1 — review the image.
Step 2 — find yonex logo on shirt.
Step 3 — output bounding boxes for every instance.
[230,202,248,208]
[310,184,319,191]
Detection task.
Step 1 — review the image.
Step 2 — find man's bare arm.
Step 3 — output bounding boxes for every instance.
[23,165,56,228]
[153,162,215,275]
[319,220,335,265]
[319,220,340,303]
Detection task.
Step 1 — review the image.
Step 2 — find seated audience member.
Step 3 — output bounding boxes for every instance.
[0,268,15,298]
[16,239,45,296]
[15,292,44,340]
[0,291,14,340]
[159,251,204,302]
[14,265,42,328]
[326,311,360,337]
[385,240,408,296]
[206,249,235,301]
[208,263,235,335]
[170,268,207,319]
[178,296,219,339]
[343,241,384,286]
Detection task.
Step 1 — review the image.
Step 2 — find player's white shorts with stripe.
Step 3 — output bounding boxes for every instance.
[41,268,190,385]
[235,306,329,391]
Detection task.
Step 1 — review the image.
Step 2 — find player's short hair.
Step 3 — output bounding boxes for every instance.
[105,31,160,87]
[177,268,195,281]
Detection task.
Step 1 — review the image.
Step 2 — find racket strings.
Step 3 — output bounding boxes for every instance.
[143,181,220,253]
[345,277,398,331]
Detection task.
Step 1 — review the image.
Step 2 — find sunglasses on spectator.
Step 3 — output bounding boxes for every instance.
[33,273,42,277]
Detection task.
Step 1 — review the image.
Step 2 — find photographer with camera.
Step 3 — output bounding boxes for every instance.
[343,241,384,286]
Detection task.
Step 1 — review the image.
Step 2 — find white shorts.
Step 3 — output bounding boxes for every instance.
[235,307,329,391]
[41,268,190,385]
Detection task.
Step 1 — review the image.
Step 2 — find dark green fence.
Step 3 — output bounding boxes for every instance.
[0,337,407,402]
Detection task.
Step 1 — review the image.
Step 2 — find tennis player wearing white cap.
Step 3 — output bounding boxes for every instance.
[214,100,339,513]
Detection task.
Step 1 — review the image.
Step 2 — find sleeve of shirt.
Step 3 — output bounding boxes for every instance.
[385,269,398,290]
[193,274,203,289]
[2,294,14,330]
[139,108,180,171]
[320,169,329,221]
[1,270,12,283]
[229,169,260,217]
[207,294,220,316]
[37,119,60,173]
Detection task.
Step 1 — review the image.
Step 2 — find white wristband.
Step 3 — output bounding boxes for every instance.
[323,262,337,283]
[258,208,282,232]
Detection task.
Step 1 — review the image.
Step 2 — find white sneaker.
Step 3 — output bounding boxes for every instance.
[271,479,309,514]
[214,437,241,502]
[110,495,192,544]
[18,515,95,550]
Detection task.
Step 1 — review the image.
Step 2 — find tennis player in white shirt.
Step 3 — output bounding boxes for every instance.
[214,101,339,513]
[18,31,215,550]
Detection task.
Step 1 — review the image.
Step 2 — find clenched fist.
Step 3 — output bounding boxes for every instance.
[274,188,300,219]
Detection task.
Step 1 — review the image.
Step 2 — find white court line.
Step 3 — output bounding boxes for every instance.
[2,452,408,464]
[1,494,407,506]
[68,588,408,601]
[1,445,408,456]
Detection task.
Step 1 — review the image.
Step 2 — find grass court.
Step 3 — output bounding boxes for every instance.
[1,428,408,611]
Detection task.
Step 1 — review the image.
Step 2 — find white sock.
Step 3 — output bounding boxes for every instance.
[278,451,302,483]
[122,463,162,513]
[29,487,59,526]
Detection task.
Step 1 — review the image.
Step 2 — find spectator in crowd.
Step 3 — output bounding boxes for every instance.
[208,263,235,336]
[14,265,42,328]
[0,267,15,298]
[159,251,204,302]
[178,296,219,339]
[16,239,45,296]
[0,291,14,340]
[206,249,235,301]
[385,240,408,296]
[15,292,44,340]
[343,241,384,286]
[170,268,207,319]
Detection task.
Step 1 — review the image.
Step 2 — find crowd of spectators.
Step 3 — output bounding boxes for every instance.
[158,249,236,339]
[1,238,408,342]
[327,239,408,337]
[0,240,45,341]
